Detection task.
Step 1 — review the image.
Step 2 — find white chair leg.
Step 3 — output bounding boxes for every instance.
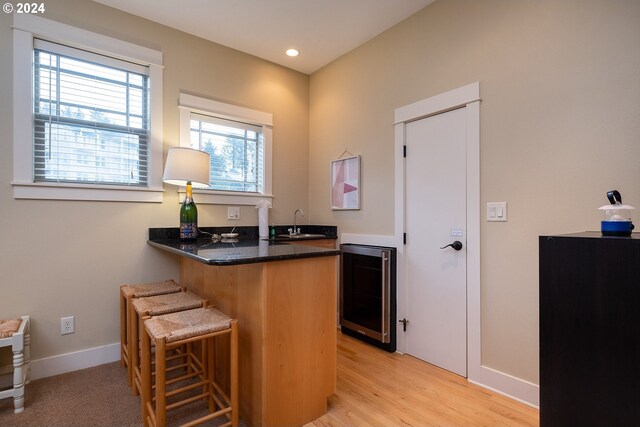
[24,324,31,384]
[12,349,25,413]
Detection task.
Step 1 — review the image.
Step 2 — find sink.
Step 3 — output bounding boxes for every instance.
[277,234,326,239]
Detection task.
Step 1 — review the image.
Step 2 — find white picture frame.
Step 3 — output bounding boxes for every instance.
[331,155,360,210]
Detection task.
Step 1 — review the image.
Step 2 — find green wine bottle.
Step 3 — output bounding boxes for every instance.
[179,182,198,240]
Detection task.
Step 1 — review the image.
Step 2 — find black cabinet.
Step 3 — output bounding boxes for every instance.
[539,232,640,426]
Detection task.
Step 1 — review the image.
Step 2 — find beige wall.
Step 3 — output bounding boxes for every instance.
[309,0,640,384]
[0,0,309,360]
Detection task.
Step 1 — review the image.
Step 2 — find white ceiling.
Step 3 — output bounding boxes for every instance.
[93,0,435,74]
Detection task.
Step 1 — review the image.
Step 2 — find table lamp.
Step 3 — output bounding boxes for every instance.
[163,147,211,240]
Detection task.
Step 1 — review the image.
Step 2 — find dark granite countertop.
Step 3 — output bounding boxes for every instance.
[266,234,337,242]
[148,228,340,266]
[149,225,337,241]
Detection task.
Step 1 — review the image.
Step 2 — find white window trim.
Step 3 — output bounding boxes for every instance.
[11,14,164,202]
[177,93,274,206]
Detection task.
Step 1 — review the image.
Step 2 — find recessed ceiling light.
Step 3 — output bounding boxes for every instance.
[286,48,299,57]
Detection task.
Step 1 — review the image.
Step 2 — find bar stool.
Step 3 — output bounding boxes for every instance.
[0,316,30,413]
[141,307,238,427]
[130,290,208,396]
[120,280,182,387]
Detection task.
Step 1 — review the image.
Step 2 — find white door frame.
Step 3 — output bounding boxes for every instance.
[394,82,539,407]
[393,82,481,379]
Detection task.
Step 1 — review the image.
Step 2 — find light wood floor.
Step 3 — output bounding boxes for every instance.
[306,332,539,427]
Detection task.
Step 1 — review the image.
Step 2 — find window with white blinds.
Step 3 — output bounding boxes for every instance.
[176,92,272,205]
[33,39,150,186]
[189,113,263,193]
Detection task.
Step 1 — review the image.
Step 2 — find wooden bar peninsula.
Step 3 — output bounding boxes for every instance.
[148,237,340,427]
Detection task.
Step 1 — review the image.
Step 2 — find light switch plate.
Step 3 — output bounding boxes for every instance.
[487,202,508,222]
[227,207,240,220]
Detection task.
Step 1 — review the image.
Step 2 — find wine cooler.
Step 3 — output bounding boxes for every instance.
[340,244,396,352]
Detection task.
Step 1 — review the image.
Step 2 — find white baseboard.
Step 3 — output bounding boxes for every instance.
[469,365,539,408]
[30,342,120,381]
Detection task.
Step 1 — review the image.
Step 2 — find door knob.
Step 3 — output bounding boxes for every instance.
[440,240,463,251]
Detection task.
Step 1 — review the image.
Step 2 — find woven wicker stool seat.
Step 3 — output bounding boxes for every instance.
[141,307,238,427]
[133,291,206,318]
[0,319,22,339]
[120,280,182,387]
[0,316,30,413]
[130,291,207,396]
[121,280,183,299]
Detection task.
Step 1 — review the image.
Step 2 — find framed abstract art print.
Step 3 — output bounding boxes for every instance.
[330,155,360,210]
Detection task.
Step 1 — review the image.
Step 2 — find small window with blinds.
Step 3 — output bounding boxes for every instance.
[189,113,264,193]
[33,39,149,186]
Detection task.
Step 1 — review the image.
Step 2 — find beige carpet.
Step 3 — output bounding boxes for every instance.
[0,362,240,427]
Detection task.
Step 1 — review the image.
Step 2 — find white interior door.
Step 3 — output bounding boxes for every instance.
[405,107,467,377]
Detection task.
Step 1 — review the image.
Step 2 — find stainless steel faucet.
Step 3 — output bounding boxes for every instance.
[291,209,304,235]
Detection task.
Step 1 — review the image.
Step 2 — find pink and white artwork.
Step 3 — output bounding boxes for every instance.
[331,155,360,210]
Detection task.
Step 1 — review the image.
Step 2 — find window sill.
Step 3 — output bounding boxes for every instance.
[12,181,164,202]
[176,189,274,206]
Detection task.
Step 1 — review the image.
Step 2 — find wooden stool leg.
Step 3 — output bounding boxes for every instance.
[120,288,127,368]
[207,337,215,412]
[141,328,152,427]
[155,339,167,427]
[187,342,193,376]
[200,338,207,404]
[230,320,238,427]
[126,296,135,387]
[131,308,140,396]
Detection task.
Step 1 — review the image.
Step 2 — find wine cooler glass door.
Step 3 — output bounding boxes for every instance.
[340,246,391,343]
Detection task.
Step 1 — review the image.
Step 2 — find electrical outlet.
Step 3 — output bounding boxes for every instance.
[61,316,75,335]
[227,207,240,220]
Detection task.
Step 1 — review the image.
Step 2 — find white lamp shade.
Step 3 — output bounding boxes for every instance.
[162,147,211,188]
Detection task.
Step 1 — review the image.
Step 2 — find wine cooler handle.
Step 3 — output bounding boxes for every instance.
[381,251,391,344]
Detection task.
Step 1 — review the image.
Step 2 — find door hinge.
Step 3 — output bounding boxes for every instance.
[403,233,406,244]
[403,145,407,157]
